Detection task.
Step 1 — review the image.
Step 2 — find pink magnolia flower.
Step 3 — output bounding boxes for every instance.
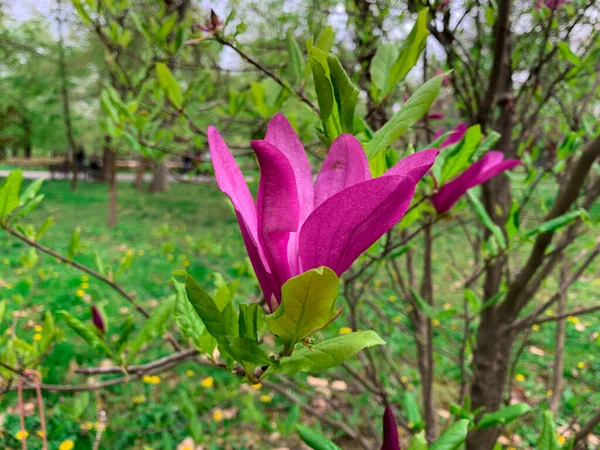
[208,114,438,310]
[430,124,521,214]
[381,406,400,450]
[91,305,105,335]
[536,0,568,10]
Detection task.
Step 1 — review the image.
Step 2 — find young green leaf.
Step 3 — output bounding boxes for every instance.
[430,419,469,450]
[297,424,342,450]
[441,125,483,183]
[265,267,340,354]
[314,25,334,52]
[522,209,587,238]
[286,30,305,87]
[537,410,561,450]
[407,431,428,450]
[327,54,359,133]
[174,280,211,353]
[155,62,183,109]
[67,227,81,259]
[251,82,270,118]
[506,200,520,240]
[370,43,399,96]
[128,296,176,360]
[59,311,115,358]
[403,391,425,430]
[476,403,531,429]
[18,178,43,207]
[265,330,385,376]
[467,190,506,250]
[0,171,23,220]
[366,74,443,159]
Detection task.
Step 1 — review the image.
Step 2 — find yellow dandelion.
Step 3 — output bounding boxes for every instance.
[183,260,190,268]
[36,430,45,438]
[213,409,223,422]
[81,275,89,282]
[80,282,89,289]
[400,376,409,383]
[76,289,85,298]
[388,295,397,302]
[6,283,12,289]
[142,375,153,383]
[150,375,160,384]
[408,422,415,429]
[557,435,566,445]
[59,439,75,450]
[5,328,12,335]
[80,421,94,431]
[444,302,452,310]
[339,327,352,335]
[33,333,42,341]
[407,384,415,391]
[34,325,43,332]
[393,316,401,323]
[201,376,214,388]
[374,280,381,287]
[133,395,146,404]
[251,383,262,390]
[531,324,541,331]
[545,309,554,316]
[431,319,441,327]
[515,374,526,382]
[260,395,272,403]
[125,249,134,256]
[15,430,29,440]
[181,446,193,450]
[567,316,579,324]
[546,389,553,397]
[577,362,585,369]
[185,370,194,377]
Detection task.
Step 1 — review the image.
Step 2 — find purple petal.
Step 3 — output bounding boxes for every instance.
[431,152,521,213]
[265,114,314,223]
[381,406,400,450]
[91,305,105,334]
[252,139,300,289]
[428,112,445,120]
[299,176,415,276]
[441,122,468,148]
[384,148,439,182]
[314,134,372,208]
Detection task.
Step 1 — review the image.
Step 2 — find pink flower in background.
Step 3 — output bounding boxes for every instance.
[209,114,438,310]
[381,406,400,450]
[430,125,521,213]
[91,305,105,335]
[536,0,568,9]
[435,68,451,87]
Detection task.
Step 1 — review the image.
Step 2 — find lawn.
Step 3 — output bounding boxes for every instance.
[1,178,598,449]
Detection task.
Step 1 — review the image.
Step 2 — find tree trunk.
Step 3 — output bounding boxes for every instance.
[149,160,169,193]
[105,137,118,228]
[134,157,150,190]
[56,0,78,191]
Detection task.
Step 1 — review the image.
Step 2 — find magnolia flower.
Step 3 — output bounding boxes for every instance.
[208,114,438,310]
[430,124,521,214]
[91,305,105,335]
[381,406,400,450]
[536,0,568,10]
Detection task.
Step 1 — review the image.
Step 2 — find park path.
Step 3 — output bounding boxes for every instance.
[0,170,216,183]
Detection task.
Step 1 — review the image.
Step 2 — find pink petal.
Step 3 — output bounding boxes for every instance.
[314,134,372,208]
[265,114,314,223]
[431,152,520,213]
[441,122,468,148]
[384,148,439,181]
[252,139,300,290]
[299,176,415,276]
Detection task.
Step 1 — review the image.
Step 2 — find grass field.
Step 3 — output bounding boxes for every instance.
[1,178,598,449]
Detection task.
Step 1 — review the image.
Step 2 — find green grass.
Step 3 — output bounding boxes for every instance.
[0,178,598,449]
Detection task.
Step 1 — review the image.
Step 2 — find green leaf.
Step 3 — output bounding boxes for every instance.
[388,8,429,93]
[265,330,385,376]
[59,311,115,358]
[476,403,531,429]
[467,191,506,250]
[366,75,443,159]
[407,431,428,450]
[36,217,53,240]
[155,62,183,109]
[327,54,359,133]
[522,209,587,238]
[67,227,81,259]
[19,178,43,207]
[100,90,120,123]
[286,30,305,87]
[297,424,342,450]
[410,287,435,319]
[440,125,483,183]
[537,410,561,450]
[251,82,270,117]
[128,296,176,360]
[556,41,581,66]
[72,0,92,25]
[229,336,271,365]
[464,288,481,313]
[174,280,214,353]
[314,25,334,52]
[239,303,263,341]
[370,43,399,95]
[39,312,56,355]
[0,171,23,220]
[403,391,424,430]
[265,267,340,354]
[12,194,44,222]
[0,300,5,324]
[472,131,501,161]
[430,419,470,450]
[506,200,520,240]
[309,55,335,124]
